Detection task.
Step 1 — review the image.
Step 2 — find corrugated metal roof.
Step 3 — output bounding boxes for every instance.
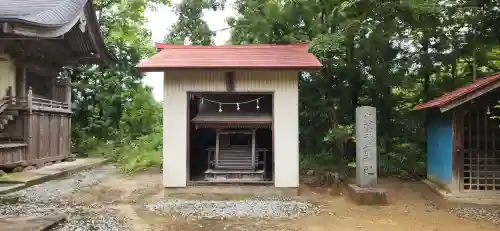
[415,73,500,110]
[0,0,87,27]
[137,43,323,70]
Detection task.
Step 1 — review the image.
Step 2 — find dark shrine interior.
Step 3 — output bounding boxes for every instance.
[187,93,274,181]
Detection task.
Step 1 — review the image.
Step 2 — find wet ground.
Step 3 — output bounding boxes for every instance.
[0,165,499,231]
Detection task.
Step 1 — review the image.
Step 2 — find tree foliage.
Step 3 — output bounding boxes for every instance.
[73,0,500,176]
[165,0,225,44]
[71,0,167,158]
[225,0,500,177]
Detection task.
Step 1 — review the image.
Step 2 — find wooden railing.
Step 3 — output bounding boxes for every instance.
[2,86,71,113]
[0,99,9,115]
[32,97,70,112]
[1,86,14,114]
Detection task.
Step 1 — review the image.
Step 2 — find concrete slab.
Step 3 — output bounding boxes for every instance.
[0,158,107,195]
[0,183,25,195]
[0,214,66,231]
[0,172,50,184]
[31,158,105,173]
[346,184,388,205]
[165,185,298,197]
[422,179,500,205]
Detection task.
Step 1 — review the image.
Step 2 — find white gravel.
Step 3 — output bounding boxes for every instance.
[1,165,320,230]
[8,167,111,203]
[145,198,319,219]
[0,165,127,231]
[447,206,500,225]
[51,210,127,231]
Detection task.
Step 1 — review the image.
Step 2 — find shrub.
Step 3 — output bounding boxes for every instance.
[88,130,162,174]
[299,152,345,174]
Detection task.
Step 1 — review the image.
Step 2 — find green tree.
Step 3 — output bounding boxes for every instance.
[70,0,168,154]
[226,0,499,177]
[165,0,225,45]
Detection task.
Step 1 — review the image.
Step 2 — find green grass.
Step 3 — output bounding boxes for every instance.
[88,132,162,174]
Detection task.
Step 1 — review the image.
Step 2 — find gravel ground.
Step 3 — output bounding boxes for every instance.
[145,197,319,219]
[0,165,127,231]
[8,166,112,203]
[447,206,500,225]
[51,210,128,231]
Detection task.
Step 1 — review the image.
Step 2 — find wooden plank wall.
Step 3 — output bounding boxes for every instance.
[0,146,25,166]
[29,112,71,164]
[53,84,67,102]
[0,111,71,166]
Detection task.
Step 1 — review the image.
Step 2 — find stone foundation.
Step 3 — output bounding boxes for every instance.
[165,185,298,197]
[346,184,388,205]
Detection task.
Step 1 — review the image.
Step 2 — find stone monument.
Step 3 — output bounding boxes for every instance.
[347,106,388,205]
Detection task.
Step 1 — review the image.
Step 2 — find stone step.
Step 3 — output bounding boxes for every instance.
[219,157,253,161]
[219,152,252,156]
[219,156,253,159]
[219,152,252,155]
[204,169,265,181]
[217,162,254,167]
[218,159,255,163]
[219,149,251,152]
[219,158,252,161]
[217,159,255,163]
[205,169,264,174]
[216,163,253,166]
[219,153,252,157]
[219,149,249,151]
[215,165,254,170]
[216,165,254,169]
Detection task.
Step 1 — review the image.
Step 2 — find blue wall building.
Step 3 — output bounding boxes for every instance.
[416,73,500,196]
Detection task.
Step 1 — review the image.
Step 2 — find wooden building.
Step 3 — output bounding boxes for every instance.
[0,0,112,170]
[137,43,322,189]
[416,73,500,200]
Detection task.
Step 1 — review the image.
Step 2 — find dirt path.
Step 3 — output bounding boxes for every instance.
[66,167,499,231]
[2,165,498,231]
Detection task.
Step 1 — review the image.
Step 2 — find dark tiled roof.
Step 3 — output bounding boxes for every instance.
[192,112,273,124]
[0,0,88,27]
[137,43,323,70]
[415,73,500,110]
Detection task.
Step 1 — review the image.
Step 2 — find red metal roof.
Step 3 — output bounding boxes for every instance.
[136,43,322,71]
[415,73,500,110]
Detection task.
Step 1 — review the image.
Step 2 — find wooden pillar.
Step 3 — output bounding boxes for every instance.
[215,129,220,168]
[207,149,212,170]
[452,110,460,192]
[27,86,33,114]
[5,86,12,103]
[252,128,256,169]
[16,65,27,98]
[65,80,71,109]
[49,76,55,100]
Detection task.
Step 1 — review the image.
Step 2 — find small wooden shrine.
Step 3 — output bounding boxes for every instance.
[0,0,112,170]
[137,43,322,188]
[416,73,500,199]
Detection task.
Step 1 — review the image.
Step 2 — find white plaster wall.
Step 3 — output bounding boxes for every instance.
[162,70,299,188]
[0,54,16,99]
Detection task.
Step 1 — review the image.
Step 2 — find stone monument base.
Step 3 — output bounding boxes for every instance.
[347,184,388,205]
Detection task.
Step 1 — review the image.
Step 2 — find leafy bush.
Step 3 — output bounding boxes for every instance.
[299,152,346,174]
[88,130,162,174]
[379,141,426,179]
